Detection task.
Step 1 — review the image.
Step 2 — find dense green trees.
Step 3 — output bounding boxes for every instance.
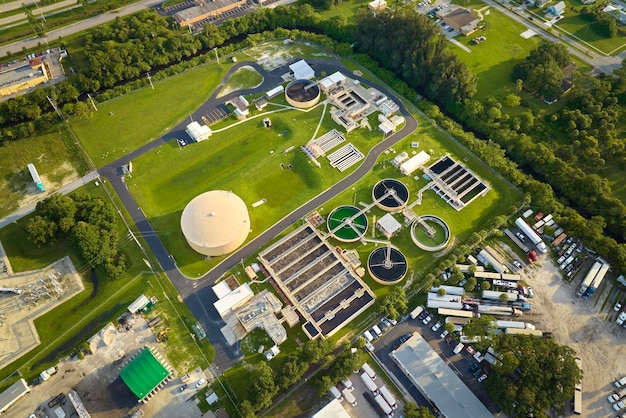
[26,193,128,278]
[378,286,409,319]
[485,335,582,417]
[512,42,570,100]
[403,402,436,418]
[353,10,476,104]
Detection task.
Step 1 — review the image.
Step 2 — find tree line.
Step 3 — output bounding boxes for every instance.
[26,193,128,278]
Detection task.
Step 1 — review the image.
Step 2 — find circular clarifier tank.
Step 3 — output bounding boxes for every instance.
[410,215,451,252]
[327,205,368,242]
[367,246,408,285]
[372,179,409,212]
[285,79,321,109]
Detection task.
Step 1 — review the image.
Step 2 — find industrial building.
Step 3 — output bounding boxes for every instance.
[120,347,173,403]
[318,71,347,93]
[259,225,375,339]
[0,378,30,413]
[180,190,250,256]
[312,399,351,418]
[399,151,430,176]
[172,0,247,27]
[213,282,254,319]
[376,213,402,238]
[185,121,212,142]
[424,156,490,210]
[289,60,315,80]
[0,58,49,97]
[368,0,387,10]
[391,333,493,418]
[437,7,481,35]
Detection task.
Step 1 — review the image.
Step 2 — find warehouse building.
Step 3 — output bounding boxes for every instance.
[120,347,173,403]
[173,0,247,27]
[185,121,212,142]
[0,378,30,413]
[0,58,49,97]
[399,151,430,176]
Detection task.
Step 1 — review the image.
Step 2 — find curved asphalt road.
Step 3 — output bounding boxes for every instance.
[100,58,418,370]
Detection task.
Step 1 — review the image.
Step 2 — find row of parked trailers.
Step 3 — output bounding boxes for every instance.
[329,363,397,416]
[576,259,610,298]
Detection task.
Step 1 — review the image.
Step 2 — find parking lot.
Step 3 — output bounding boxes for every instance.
[415,0,457,37]
[336,366,405,418]
[370,312,502,416]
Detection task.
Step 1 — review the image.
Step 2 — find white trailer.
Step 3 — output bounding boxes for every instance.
[577,261,602,297]
[427,300,464,310]
[378,386,398,410]
[427,292,462,302]
[438,308,474,318]
[374,394,393,415]
[409,305,424,319]
[361,363,377,381]
[482,290,519,301]
[515,217,547,253]
[360,372,379,394]
[496,320,525,329]
[584,262,610,299]
[27,163,45,192]
[504,328,543,337]
[430,285,466,295]
[477,305,522,316]
[329,386,343,401]
[342,388,357,406]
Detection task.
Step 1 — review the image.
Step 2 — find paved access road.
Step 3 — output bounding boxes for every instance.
[98,58,418,370]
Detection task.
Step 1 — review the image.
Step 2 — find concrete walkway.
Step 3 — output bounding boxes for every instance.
[0,170,99,229]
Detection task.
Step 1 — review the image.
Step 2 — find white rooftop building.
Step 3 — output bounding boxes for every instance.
[312,399,351,418]
[377,213,402,238]
[185,121,212,142]
[289,60,315,80]
[399,151,430,176]
[213,283,254,319]
[319,71,347,93]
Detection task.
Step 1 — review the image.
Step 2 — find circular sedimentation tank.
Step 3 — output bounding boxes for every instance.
[372,179,410,212]
[327,205,368,242]
[285,79,321,108]
[410,215,451,252]
[180,190,250,256]
[367,246,408,285]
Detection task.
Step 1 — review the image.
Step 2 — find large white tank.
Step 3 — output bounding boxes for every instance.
[181,190,250,256]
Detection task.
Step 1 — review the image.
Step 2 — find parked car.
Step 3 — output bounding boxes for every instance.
[432,322,442,332]
[440,330,449,339]
[513,260,522,269]
[399,333,413,344]
[477,373,488,383]
[609,393,620,403]
[196,378,206,388]
[179,384,188,392]
[614,401,626,411]
[616,376,626,388]
[615,301,623,312]
[466,346,476,355]
[516,232,526,241]
[423,314,433,325]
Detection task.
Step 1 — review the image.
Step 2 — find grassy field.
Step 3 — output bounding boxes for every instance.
[0,126,87,219]
[127,99,384,277]
[554,3,626,55]
[217,66,264,97]
[71,63,231,167]
[453,8,541,101]
[0,181,212,387]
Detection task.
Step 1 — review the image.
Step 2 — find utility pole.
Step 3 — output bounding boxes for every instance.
[146,72,154,90]
[213,47,219,64]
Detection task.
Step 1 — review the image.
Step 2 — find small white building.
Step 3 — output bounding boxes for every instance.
[319,71,347,93]
[391,151,409,167]
[377,213,402,238]
[368,0,387,11]
[289,60,315,80]
[185,121,212,142]
[213,283,254,319]
[399,151,430,176]
[127,294,150,314]
[265,85,284,99]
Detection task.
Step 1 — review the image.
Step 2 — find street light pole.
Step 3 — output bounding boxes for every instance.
[213,47,219,64]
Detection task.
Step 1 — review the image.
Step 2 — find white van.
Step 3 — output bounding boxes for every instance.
[372,325,382,337]
[329,386,343,402]
[365,342,375,352]
[410,306,424,319]
[362,363,377,380]
[343,378,354,391]
[360,372,379,395]
[453,343,465,354]
[363,330,374,342]
[615,376,626,388]
[342,388,357,406]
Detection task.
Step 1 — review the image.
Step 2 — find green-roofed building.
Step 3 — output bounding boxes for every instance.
[120,347,170,401]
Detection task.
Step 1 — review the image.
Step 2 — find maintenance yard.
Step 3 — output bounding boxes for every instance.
[7,316,208,418]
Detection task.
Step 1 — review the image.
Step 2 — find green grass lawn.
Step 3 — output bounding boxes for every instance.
[71,63,231,167]
[453,8,541,101]
[127,100,384,277]
[217,66,264,98]
[555,9,626,55]
[0,126,87,219]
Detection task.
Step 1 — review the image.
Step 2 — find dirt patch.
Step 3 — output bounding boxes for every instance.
[521,258,625,417]
[16,161,79,209]
[243,44,308,72]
